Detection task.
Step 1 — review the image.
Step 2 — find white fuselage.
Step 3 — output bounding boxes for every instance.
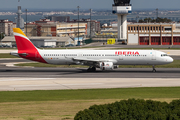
[37,49,173,66]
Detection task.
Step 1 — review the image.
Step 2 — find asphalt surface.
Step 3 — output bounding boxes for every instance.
[0,58,32,63]
[0,67,180,78]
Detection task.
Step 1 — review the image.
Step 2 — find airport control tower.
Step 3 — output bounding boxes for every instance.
[112,0,132,41]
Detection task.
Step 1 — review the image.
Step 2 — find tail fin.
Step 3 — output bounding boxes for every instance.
[13,28,47,63]
[13,28,37,51]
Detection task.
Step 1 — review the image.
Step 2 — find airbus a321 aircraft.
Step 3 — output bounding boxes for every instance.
[11,28,173,72]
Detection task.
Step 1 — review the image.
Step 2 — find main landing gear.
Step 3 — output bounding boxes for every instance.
[87,66,96,72]
[152,65,156,72]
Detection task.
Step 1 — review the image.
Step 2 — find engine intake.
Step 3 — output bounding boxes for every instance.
[100,62,114,70]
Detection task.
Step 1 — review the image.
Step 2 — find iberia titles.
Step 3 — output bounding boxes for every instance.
[115,51,140,55]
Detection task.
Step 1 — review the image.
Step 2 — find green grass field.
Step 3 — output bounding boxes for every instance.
[0,53,18,58]
[15,60,180,68]
[0,87,180,102]
[0,87,180,120]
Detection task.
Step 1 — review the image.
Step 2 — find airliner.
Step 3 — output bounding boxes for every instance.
[10,28,173,72]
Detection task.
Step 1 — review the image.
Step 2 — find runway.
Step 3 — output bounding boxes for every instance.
[0,58,180,91]
[0,67,180,78]
[0,77,180,91]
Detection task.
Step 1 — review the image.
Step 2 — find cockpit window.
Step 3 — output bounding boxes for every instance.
[161,54,168,57]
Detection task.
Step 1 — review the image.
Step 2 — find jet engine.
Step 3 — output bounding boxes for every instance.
[100,62,115,70]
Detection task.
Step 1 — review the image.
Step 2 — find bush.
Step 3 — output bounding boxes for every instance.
[74,99,180,120]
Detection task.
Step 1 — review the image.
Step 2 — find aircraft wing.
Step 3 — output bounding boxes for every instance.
[73,57,100,62]
[72,57,117,63]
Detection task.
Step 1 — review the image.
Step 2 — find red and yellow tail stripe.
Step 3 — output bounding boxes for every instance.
[13,28,47,63]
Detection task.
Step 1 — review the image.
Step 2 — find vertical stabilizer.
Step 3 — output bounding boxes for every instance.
[13,28,47,63]
[13,28,37,51]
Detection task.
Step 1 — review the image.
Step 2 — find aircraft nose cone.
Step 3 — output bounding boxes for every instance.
[168,57,173,63]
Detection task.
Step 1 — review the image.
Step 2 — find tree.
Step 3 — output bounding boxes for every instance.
[0,32,5,40]
[74,99,180,120]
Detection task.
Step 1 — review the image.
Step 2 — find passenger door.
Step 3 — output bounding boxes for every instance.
[119,55,123,60]
[152,51,156,60]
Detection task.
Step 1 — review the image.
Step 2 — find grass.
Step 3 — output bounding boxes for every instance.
[0,87,180,103]
[0,53,18,58]
[0,87,180,120]
[15,60,180,68]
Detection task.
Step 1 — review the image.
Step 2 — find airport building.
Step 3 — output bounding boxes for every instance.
[56,22,87,37]
[25,19,57,37]
[46,16,70,22]
[2,36,74,47]
[100,22,180,45]
[0,19,16,36]
[127,23,180,45]
[25,19,88,37]
[25,19,100,38]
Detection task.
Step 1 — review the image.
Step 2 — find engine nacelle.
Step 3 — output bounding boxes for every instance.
[100,62,114,70]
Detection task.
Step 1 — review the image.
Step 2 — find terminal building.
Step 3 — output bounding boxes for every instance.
[127,23,180,45]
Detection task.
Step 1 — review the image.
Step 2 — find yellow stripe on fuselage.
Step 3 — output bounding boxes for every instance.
[13,28,27,37]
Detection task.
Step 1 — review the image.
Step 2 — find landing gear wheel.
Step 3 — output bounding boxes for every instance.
[92,67,96,72]
[152,65,156,72]
[87,67,96,72]
[87,68,91,72]
[152,69,156,73]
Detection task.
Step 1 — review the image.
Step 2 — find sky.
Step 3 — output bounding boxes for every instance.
[0,0,180,10]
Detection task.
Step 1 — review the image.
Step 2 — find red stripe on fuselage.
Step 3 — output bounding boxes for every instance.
[15,36,47,63]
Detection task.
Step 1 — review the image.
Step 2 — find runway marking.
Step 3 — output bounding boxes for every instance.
[62,83,104,86]
[11,84,59,87]
[0,78,55,81]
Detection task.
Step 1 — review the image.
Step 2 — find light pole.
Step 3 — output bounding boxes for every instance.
[25,9,28,36]
[156,8,158,22]
[77,6,80,45]
[136,16,139,23]
[90,9,92,39]
[0,32,2,45]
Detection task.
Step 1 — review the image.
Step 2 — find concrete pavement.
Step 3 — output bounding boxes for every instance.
[0,78,180,91]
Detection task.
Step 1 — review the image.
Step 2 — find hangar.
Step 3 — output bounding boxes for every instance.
[1,36,74,47]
